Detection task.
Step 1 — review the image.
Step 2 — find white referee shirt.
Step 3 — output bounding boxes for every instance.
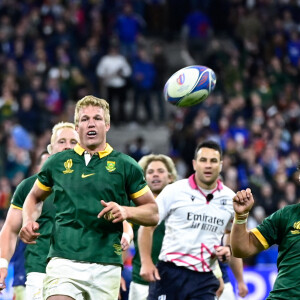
[157,174,235,273]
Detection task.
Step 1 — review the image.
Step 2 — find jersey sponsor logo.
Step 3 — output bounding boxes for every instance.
[113,244,122,255]
[106,161,116,172]
[81,173,95,178]
[291,221,300,234]
[187,212,224,231]
[63,159,74,174]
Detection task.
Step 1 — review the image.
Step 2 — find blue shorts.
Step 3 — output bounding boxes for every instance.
[148,261,219,300]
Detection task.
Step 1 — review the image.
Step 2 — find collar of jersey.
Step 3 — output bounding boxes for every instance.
[188,174,223,191]
[74,143,113,158]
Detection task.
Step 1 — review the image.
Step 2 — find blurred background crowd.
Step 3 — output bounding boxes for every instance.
[1,0,300,267]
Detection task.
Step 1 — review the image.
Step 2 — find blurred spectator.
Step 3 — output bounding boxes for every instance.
[16,93,39,134]
[151,41,168,122]
[96,44,132,125]
[0,176,11,219]
[114,2,145,60]
[181,8,213,63]
[126,136,151,162]
[131,48,156,124]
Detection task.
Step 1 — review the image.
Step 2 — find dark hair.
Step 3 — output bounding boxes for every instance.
[194,140,222,159]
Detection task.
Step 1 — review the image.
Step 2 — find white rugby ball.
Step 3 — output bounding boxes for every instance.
[164,65,217,107]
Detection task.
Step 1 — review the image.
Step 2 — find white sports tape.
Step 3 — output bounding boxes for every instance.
[122,232,131,245]
[0,258,8,269]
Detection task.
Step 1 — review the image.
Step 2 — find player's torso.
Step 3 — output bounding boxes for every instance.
[160,181,234,271]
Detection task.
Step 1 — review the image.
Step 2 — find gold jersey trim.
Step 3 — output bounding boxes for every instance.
[11,204,22,210]
[74,143,113,158]
[130,185,150,199]
[36,179,52,192]
[251,228,269,250]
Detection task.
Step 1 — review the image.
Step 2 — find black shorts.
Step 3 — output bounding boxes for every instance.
[148,261,219,300]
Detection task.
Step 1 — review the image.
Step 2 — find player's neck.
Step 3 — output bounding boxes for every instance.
[82,142,106,156]
[196,179,217,191]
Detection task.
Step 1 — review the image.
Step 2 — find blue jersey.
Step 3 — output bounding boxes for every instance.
[10,240,26,286]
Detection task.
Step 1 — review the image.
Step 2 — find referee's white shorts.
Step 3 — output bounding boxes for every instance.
[44,257,122,300]
[128,281,149,300]
[25,272,46,300]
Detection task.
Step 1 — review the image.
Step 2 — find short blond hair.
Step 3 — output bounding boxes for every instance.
[47,122,76,154]
[74,95,110,125]
[138,154,177,183]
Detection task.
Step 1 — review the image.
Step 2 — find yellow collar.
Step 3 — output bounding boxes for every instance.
[74,143,113,158]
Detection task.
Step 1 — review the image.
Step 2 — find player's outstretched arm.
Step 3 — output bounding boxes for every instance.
[138,225,160,282]
[20,182,50,244]
[231,188,264,257]
[229,256,248,298]
[0,207,23,290]
[98,191,159,226]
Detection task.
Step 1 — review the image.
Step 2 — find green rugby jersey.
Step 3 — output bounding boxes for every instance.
[37,143,149,266]
[251,204,300,299]
[11,174,55,274]
[131,221,165,285]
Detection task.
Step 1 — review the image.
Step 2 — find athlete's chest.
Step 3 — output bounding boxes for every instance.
[51,155,126,192]
[167,189,233,231]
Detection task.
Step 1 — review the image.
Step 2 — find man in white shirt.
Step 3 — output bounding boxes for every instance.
[139,140,243,300]
[96,45,131,124]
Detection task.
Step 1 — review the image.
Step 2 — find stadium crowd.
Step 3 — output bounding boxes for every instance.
[0,0,300,270]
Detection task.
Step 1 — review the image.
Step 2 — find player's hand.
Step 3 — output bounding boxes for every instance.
[216,277,224,299]
[233,188,254,215]
[120,233,131,251]
[19,221,40,244]
[0,268,7,291]
[215,245,231,263]
[140,261,161,282]
[98,200,128,223]
[237,281,249,298]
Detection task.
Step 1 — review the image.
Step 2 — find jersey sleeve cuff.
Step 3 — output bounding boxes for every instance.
[10,204,22,210]
[251,228,269,250]
[130,185,150,199]
[36,179,52,192]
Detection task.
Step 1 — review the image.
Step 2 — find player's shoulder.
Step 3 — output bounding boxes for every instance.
[219,183,236,198]
[163,178,189,192]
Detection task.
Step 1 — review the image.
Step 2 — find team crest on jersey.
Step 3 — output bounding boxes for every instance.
[220,199,227,205]
[291,221,300,234]
[63,159,74,174]
[106,161,116,172]
[113,243,122,255]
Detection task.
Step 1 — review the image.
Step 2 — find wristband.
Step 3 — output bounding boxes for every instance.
[0,258,8,269]
[235,212,249,219]
[234,218,248,225]
[122,232,131,244]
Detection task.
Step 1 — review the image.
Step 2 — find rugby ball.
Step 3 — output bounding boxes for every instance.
[164,65,216,107]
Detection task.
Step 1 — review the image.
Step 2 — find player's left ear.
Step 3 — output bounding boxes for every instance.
[219,162,223,172]
[192,159,196,171]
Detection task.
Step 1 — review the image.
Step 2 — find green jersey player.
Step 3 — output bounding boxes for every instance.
[129,154,177,300]
[20,95,158,300]
[232,185,300,299]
